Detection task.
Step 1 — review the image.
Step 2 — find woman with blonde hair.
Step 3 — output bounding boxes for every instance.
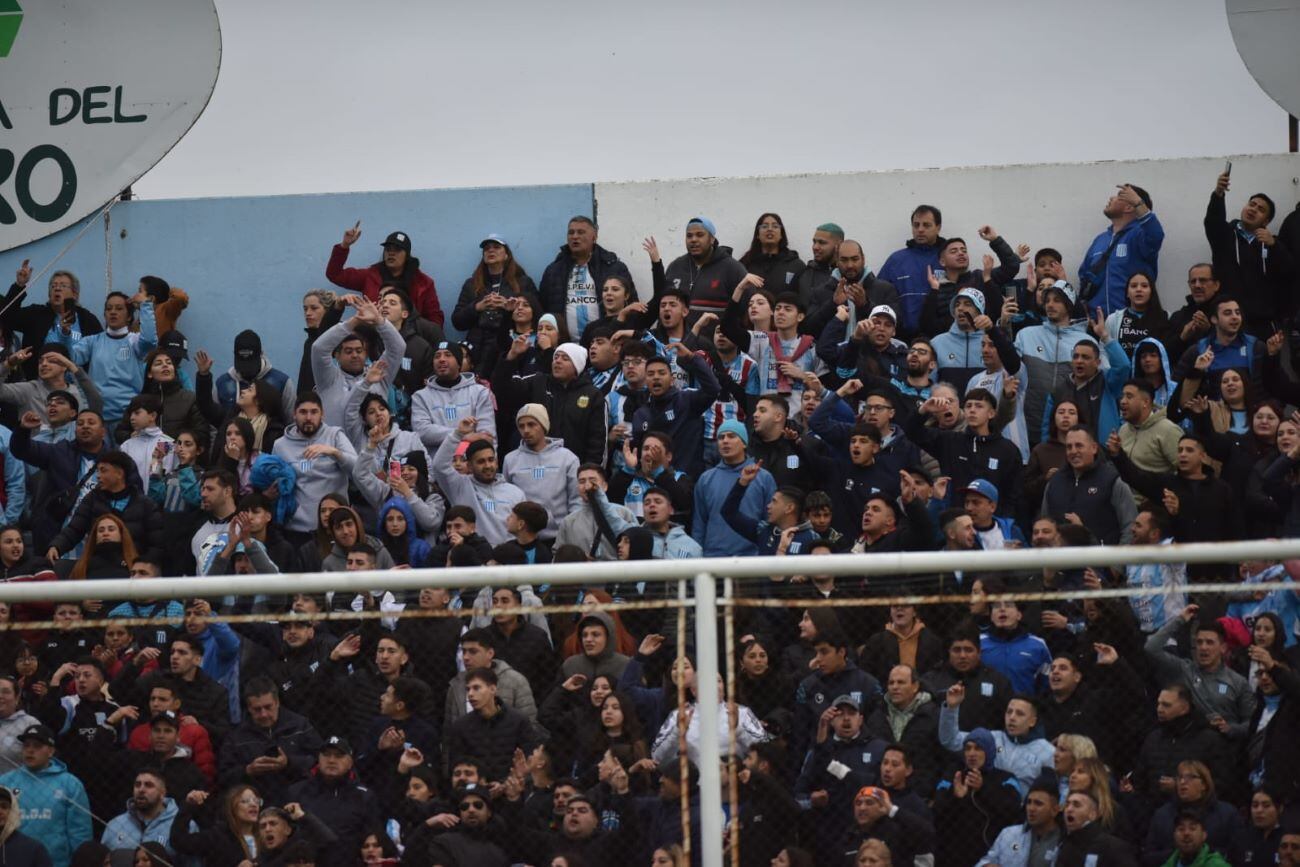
[650,843,686,866]
[1068,756,1133,841]
[298,288,343,392]
[170,785,262,867]
[69,513,138,580]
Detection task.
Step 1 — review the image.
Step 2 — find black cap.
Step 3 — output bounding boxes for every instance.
[320,735,352,755]
[233,330,262,379]
[18,724,55,746]
[158,329,189,361]
[150,711,180,728]
[46,389,79,411]
[381,231,412,253]
[660,284,691,305]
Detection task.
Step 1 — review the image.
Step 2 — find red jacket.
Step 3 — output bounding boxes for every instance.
[325,244,444,325]
[128,718,216,784]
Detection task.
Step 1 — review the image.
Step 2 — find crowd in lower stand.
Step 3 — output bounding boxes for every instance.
[0,171,1300,867]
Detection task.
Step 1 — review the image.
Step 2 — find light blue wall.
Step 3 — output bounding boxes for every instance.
[0,183,593,380]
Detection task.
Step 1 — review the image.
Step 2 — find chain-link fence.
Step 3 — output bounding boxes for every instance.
[0,543,1297,867]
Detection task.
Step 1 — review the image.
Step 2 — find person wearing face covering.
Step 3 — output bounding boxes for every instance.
[933,728,1024,867]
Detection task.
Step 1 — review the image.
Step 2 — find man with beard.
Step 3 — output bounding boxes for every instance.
[796,222,844,306]
[101,768,180,867]
[803,239,900,340]
[662,216,748,317]
[271,393,356,543]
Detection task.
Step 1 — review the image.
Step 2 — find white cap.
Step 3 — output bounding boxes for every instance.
[868,304,897,323]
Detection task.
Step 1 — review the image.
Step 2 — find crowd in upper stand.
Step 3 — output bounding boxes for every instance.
[0,172,1298,867]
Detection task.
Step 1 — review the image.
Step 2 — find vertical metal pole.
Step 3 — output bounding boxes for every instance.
[694,572,724,867]
[677,578,691,860]
[723,577,740,867]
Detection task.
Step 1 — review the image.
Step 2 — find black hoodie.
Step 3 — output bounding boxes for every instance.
[663,244,749,314]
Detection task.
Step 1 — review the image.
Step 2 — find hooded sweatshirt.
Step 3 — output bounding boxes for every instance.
[341,371,428,455]
[938,707,1054,794]
[1118,407,1182,476]
[502,438,581,538]
[0,786,50,867]
[410,372,497,451]
[591,489,701,560]
[431,431,525,546]
[662,244,749,314]
[692,458,776,557]
[1014,318,1089,445]
[559,612,631,682]
[1131,336,1178,410]
[377,496,432,567]
[310,319,404,428]
[932,302,993,394]
[0,759,91,867]
[270,422,358,532]
[101,797,180,867]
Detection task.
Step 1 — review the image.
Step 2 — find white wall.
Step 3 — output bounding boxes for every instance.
[595,154,1300,310]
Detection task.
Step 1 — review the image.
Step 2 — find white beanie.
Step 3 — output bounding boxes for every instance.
[556,342,588,376]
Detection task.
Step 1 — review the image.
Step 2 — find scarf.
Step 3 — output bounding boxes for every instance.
[106,325,130,338]
[766,331,814,392]
[884,690,931,741]
[243,412,269,452]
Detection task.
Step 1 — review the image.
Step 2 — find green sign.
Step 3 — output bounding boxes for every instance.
[0,0,21,58]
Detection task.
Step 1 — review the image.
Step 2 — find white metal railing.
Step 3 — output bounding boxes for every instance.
[6,539,1299,867]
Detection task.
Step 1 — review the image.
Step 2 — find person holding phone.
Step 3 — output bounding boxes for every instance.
[1205,167,1292,338]
[1,264,103,379]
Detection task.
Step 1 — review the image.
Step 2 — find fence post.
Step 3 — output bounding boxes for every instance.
[694,571,724,867]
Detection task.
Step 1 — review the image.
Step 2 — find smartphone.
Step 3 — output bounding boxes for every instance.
[1224,160,1232,176]
[62,297,76,314]
[264,745,280,758]
[388,458,402,479]
[1004,285,1017,300]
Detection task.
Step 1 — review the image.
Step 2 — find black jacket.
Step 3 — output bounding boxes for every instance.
[838,808,935,867]
[1057,821,1138,867]
[933,764,1024,867]
[920,664,1013,734]
[169,804,254,867]
[260,634,339,736]
[114,667,232,745]
[1132,710,1233,803]
[0,283,103,377]
[864,698,942,794]
[738,768,800,867]
[663,244,748,314]
[49,484,164,561]
[628,351,721,477]
[417,818,511,867]
[741,247,806,292]
[446,700,539,782]
[1205,193,1295,333]
[487,621,556,698]
[217,707,323,806]
[803,273,901,342]
[115,378,210,447]
[286,772,382,866]
[1248,664,1300,805]
[491,358,608,464]
[904,414,1023,517]
[538,244,634,323]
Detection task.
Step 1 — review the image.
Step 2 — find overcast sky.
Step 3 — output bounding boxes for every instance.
[133,0,1291,200]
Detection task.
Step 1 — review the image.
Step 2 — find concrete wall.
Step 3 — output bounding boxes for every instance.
[594,154,1300,310]
[0,183,593,377]
[2,153,1299,387]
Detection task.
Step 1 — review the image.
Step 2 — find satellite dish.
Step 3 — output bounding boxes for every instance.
[0,0,220,252]
[1226,0,1300,117]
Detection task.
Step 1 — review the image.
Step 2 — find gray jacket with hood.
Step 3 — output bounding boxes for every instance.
[444,658,539,729]
[501,437,581,538]
[432,431,525,546]
[559,611,630,682]
[270,422,358,532]
[311,318,404,429]
[411,372,497,450]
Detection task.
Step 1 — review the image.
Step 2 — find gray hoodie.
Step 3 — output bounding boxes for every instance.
[311,319,404,428]
[349,425,430,507]
[352,446,446,538]
[0,366,103,421]
[556,500,636,560]
[559,610,630,682]
[432,431,525,546]
[411,373,497,451]
[444,658,538,729]
[500,438,581,538]
[270,422,358,532]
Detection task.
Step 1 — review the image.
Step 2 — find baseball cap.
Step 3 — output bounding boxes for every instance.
[46,389,79,411]
[964,479,999,505]
[831,694,861,711]
[1045,280,1077,307]
[158,329,189,361]
[150,711,180,727]
[687,216,717,236]
[479,233,508,248]
[320,735,352,755]
[18,724,55,747]
[381,231,412,252]
[868,304,897,323]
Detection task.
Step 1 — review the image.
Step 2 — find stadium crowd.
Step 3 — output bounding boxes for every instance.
[0,171,1298,867]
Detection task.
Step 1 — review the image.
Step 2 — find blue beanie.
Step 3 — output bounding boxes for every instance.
[718,419,749,446]
[688,216,717,237]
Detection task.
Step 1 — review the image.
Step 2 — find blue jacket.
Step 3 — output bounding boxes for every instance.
[975,516,1028,550]
[0,427,27,524]
[720,479,819,556]
[377,496,432,567]
[692,458,776,557]
[977,823,1062,867]
[878,241,943,334]
[0,758,92,867]
[1079,212,1165,315]
[70,300,157,423]
[931,323,987,392]
[192,620,242,724]
[101,797,180,863]
[979,626,1052,695]
[938,707,1055,794]
[1133,336,1177,410]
